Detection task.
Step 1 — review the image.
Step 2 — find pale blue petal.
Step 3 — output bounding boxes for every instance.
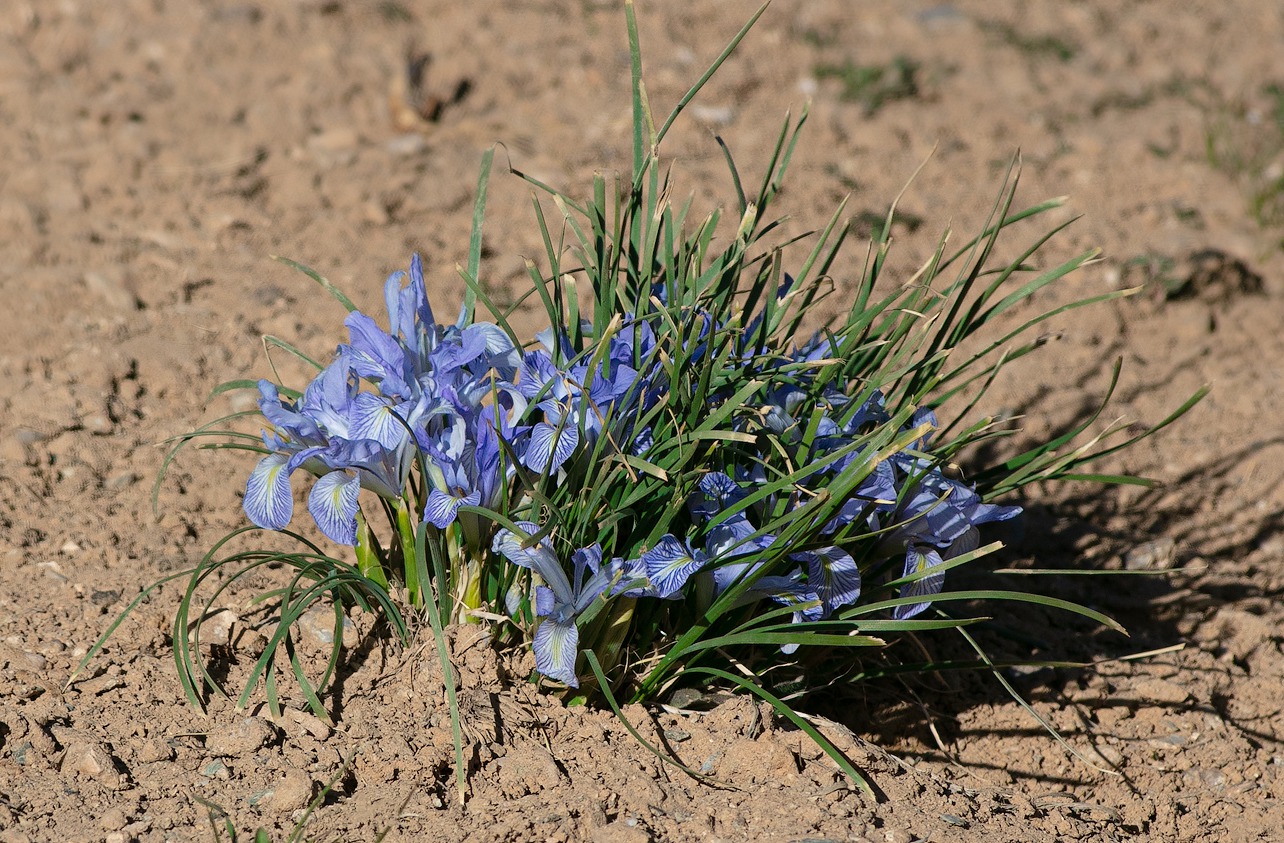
[533,619,580,688]
[423,487,480,529]
[804,546,862,615]
[523,422,579,473]
[641,535,707,599]
[409,253,435,329]
[893,545,945,620]
[245,453,294,530]
[753,575,823,653]
[606,556,651,597]
[344,311,410,398]
[349,392,407,451]
[944,526,981,561]
[503,581,524,617]
[491,522,554,570]
[307,471,361,545]
[534,585,555,618]
[383,269,410,341]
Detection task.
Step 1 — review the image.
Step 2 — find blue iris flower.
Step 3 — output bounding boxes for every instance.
[492,523,646,687]
[245,354,418,545]
[246,254,521,545]
[513,324,651,473]
[882,460,1021,619]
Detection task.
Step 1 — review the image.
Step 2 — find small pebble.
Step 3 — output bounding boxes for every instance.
[1125,537,1176,570]
[298,606,356,647]
[247,789,274,807]
[99,807,129,831]
[267,769,314,812]
[200,609,238,647]
[283,708,332,740]
[135,737,174,763]
[385,133,427,157]
[77,674,124,696]
[201,759,231,780]
[1132,678,1190,705]
[105,471,139,490]
[1096,744,1124,766]
[206,716,277,756]
[62,741,121,783]
[668,688,704,709]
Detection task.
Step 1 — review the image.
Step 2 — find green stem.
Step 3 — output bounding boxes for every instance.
[396,500,421,607]
[354,511,389,591]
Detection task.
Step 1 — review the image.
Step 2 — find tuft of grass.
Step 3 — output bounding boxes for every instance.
[80,1,1207,798]
[1204,80,1284,245]
[979,19,1078,62]
[814,56,920,115]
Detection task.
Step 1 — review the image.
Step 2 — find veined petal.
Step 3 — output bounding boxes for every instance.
[383,269,412,342]
[698,471,743,506]
[754,575,823,654]
[802,546,862,615]
[893,545,945,620]
[533,618,580,688]
[705,515,769,558]
[307,471,361,545]
[423,487,480,529]
[570,545,612,615]
[431,328,487,374]
[605,555,651,597]
[258,380,319,441]
[944,525,981,560]
[712,559,759,595]
[491,524,575,606]
[641,535,707,599]
[491,522,555,570]
[344,311,410,398]
[533,585,556,618]
[244,453,294,530]
[522,421,579,473]
[409,253,436,330]
[630,426,654,456]
[349,392,407,451]
[302,356,357,435]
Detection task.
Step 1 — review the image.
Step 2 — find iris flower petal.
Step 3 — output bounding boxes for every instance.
[307,471,361,545]
[349,392,407,451]
[244,453,294,530]
[533,618,580,688]
[641,535,707,599]
[523,422,579,473]
[893,545,945,620]
[804,546,862,615]
[424,487,481,529]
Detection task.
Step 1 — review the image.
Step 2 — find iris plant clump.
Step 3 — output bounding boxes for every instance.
[85,3,1204,794]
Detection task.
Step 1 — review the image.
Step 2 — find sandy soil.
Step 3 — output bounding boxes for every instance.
[3,1,1284,841]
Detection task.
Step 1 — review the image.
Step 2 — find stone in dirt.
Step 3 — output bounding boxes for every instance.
[205,716,278,756]
[591,821,652,843]
[1131,678,1191,706]
[266,768,315,813]
[61,740,125,788]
